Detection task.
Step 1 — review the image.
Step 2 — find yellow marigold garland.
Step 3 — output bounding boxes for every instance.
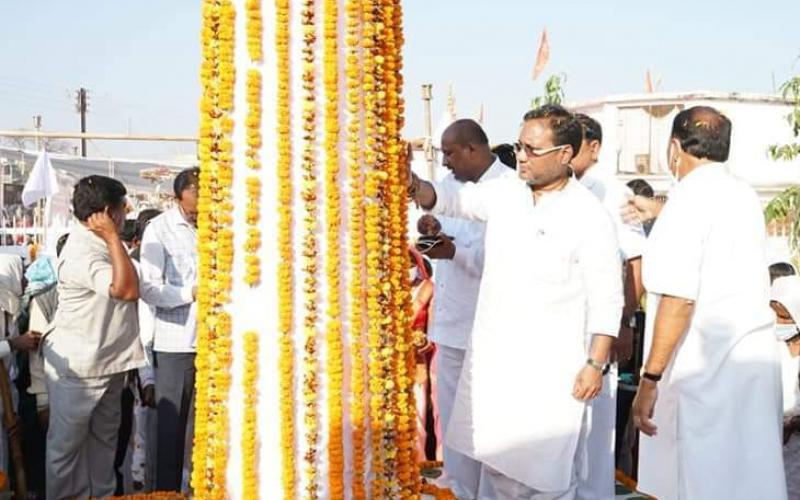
[242,331,260,498]
[299,0,321,497]
[382,1,419,496]
[275,0,296,497]
[344,0,368,497]
[243,69,262,287]
[194,1,235,498]
[322,0,345,497]
[361,1,392,496]
[421,483,458,500]
[244,0,263,63]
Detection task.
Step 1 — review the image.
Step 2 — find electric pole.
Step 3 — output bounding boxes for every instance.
[33,115,42,150]
[75,88,88,157]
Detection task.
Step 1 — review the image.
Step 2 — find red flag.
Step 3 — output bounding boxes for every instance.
[645,69,654,93]
[531,29,550,81]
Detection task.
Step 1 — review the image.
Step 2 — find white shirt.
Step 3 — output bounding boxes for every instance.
[580,170,646,260]
[638,163,786,500]
[432,173,623,491]
[427,158,508,350]
[140,207,198,353]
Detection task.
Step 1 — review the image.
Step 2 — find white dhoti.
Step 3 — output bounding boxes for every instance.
[638,330,787,500]
[437,344,482,498]
[576,365,617,500]
[477,416,589,500]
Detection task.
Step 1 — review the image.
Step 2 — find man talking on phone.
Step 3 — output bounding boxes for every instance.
[416,119,508,498]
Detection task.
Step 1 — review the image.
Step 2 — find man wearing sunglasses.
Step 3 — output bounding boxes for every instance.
[408,104,622,499]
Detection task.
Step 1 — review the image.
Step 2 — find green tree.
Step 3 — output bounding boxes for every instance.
[531,74,566,109]
[765,75,800,251]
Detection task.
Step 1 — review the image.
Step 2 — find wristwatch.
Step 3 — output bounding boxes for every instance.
[641,370,662,382]
[586,358,605,372]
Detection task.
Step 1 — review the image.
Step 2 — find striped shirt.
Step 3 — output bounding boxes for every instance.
[139,207,197,353]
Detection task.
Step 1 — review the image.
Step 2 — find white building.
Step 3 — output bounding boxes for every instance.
[571,90,800,262]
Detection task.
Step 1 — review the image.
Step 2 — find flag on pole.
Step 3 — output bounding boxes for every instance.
[22,151,59,207]
[532,29,550,81]
[645,69,654,93]
[477,102,485,126]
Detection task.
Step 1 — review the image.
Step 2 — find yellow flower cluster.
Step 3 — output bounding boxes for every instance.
[243,16,262,287]
[193,1,236,498]
[105,493,188,500]
[322,0,345,497]
[381,2,419,496]
[274,0,296,498]
[421,483,458,500]
[344,0,368,497]
[244,2,262,289]
[360,1,399,496]
[300,0,321,497]
[244,0,262,63]
[242,331,260,498]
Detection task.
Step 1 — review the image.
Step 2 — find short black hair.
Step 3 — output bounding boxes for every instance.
[136,208,163,241]
[491,143,517,170]
[120,220,137,243]
[72,175,127,222]
[627,178,655,198]
[174,167,200,199]
[444,119,489,146]
[671,106,731,162]
[522,104,583,158]
[56,233,69,257]
[575,113,602,144]
[770,262,796,283]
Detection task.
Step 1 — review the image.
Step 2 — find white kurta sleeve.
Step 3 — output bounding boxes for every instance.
[579,212,624,337]
[610,186,647,261]
[451,238,485,279]
[586,176,646,261]
[430,177,492,222]
[644,199,705,301]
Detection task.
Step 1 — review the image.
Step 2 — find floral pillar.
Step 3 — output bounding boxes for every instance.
[193,0,419,498]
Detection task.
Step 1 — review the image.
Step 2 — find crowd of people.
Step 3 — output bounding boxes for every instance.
[407,105,798,499]
[0,102,797,500]
[0,168,199,499]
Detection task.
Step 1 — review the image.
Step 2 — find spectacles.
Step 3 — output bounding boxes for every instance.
[513,142,568,157]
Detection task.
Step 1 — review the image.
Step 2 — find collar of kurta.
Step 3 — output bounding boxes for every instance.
[677,162,725,185]
[531,176,579,208]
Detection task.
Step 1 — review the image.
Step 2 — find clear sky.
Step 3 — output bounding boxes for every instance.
[1,0,798,159]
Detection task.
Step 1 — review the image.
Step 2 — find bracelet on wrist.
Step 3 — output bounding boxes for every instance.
[586,358,605,372]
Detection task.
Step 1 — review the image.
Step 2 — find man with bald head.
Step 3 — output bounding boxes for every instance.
[625,106,787,499]
[409,105,623,499]
[416,118,507,498]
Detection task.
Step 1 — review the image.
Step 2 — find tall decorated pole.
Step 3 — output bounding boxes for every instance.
[192,0,424,498]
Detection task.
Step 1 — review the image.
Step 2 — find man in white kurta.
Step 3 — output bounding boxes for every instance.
[630,106,786,500]
[571,114,646,500]
[410,106,623,498]
[420,120,510,499]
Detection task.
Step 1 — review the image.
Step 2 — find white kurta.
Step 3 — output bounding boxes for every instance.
[579,170,646,500]
[431,173,623,492]
[638,163,786,500]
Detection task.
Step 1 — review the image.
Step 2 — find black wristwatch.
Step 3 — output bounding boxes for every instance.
[641,370,662,383]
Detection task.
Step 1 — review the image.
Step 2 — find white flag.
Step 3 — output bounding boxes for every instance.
[22,151,59,207]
